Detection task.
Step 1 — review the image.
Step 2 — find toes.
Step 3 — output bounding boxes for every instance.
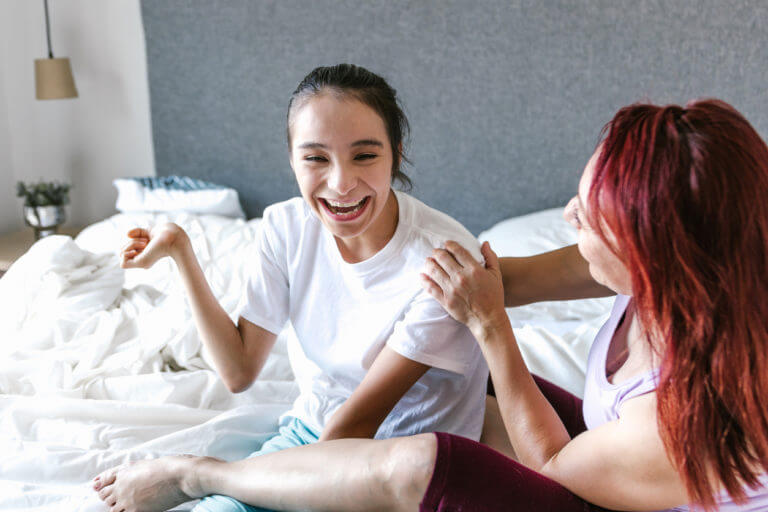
[93,468,118,491]
[98,485,117,505]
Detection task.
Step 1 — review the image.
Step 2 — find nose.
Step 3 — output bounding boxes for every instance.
[564,197,579,228]
[327,162,357,196]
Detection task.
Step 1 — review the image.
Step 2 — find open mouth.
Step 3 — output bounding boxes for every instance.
[319,196,370,220]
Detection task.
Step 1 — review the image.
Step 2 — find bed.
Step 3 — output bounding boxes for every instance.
[0,188,614,510]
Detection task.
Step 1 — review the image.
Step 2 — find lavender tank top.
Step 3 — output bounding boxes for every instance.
[582,295,768,511]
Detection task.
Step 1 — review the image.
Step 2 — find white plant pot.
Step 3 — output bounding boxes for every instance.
[24,205,67,240]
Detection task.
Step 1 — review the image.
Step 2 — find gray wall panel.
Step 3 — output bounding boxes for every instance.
[141,0,768,234]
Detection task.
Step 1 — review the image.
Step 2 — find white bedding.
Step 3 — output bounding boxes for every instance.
[0,208,612,510]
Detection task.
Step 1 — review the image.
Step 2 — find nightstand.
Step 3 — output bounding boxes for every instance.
[0,226,83,277]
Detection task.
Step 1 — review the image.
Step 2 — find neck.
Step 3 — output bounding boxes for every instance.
[335,190,399,263]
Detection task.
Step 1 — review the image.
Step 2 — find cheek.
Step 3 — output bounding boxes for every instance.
[294,169,320,193]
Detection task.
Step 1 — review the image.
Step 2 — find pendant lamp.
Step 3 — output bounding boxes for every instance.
[35,0,78,100]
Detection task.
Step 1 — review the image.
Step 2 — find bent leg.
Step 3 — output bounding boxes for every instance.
[195,433,436,511]
[421,432,610,512]
[94,434,437,512]
[193,417,320,512]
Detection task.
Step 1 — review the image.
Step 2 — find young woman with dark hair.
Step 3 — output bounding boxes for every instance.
[93,64,489,511]
[94,98,768,511]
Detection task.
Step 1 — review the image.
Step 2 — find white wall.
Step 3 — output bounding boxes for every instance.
[0,15,17,235]
[0,0,154,235]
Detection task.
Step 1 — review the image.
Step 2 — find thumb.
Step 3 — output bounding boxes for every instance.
[481,241,500,271]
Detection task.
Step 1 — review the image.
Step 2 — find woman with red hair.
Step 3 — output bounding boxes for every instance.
[91,99,768,511]
[419,98,768,511]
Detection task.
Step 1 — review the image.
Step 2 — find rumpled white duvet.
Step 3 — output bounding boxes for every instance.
[0,208,612,511]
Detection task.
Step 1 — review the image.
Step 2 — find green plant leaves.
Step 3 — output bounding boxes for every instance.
[16,180,71,207]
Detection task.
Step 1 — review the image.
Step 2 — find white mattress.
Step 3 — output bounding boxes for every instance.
[0,208,613,510]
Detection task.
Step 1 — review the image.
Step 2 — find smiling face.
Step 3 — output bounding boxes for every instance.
[564,150,633,295]
[288,92,397,257]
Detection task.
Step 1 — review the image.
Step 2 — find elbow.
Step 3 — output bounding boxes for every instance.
[224,379,250,394]
[221,370,256,394]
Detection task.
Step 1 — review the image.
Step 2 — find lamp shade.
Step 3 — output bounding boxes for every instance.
[35,57,78,100]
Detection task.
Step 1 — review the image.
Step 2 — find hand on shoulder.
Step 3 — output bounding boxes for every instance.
[421,240,508,336]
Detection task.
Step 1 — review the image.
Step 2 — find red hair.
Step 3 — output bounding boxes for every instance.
[588,99,768,509]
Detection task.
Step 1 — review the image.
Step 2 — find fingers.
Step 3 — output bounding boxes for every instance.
[423,256,452,291]
[120,239,148,268]
[480,241,500,270]
[444,240,479,268]
[431,247,463,275]
[122,239,147,255]
[420,273,444,301]
[120,228,150,268]
[127,227,150,239]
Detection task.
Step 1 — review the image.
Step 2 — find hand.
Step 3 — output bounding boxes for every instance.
[120,223,188,269]
[421,241,507,336]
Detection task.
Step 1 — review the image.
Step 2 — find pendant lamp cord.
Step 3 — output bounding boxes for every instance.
[43,0,53,58]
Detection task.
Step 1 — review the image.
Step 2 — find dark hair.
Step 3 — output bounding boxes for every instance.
[590,99,768,510]
[287,63,412,191]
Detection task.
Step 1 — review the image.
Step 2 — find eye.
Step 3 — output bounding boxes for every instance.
[573,208,582,228]
[354,153,377,161]
[566,200,582,228]
[304,155,328,163]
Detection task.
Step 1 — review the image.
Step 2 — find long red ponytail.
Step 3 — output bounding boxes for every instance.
[588,99,768,509]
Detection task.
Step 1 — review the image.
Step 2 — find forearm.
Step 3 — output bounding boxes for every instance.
[319,347,431,442]
[171,242,252,389]
[474,319,571,471]
[319,407,380,442]
[500,245,613,307]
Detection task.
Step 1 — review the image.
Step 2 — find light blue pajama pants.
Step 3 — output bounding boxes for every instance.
[192,416,320,512]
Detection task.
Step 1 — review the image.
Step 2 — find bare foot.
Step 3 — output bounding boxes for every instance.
[92,454,207,512]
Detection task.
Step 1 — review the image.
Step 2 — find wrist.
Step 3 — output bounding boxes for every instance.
[469,310,512,343]
[168,230,192,263]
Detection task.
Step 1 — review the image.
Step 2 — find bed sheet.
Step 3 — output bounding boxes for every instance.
[0,208,612,510]
[0,212,298,510]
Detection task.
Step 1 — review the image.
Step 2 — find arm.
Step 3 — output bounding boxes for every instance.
[121,225,277,393]
[481,322,686,509]
[422,242,688,509]
[499,245,613,307]
[319,346,430,441]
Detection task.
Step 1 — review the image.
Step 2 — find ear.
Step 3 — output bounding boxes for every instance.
[392,142,402,176]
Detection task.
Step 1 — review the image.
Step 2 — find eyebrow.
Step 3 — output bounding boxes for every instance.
[296,139,384,150]
[351,139,383,148]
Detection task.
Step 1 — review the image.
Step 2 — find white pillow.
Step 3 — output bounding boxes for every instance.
[114,176,246,218]
[477,207,575,256]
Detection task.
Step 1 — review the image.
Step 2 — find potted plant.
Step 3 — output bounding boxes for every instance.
[16,180,71,239]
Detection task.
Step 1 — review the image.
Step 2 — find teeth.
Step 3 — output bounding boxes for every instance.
[323,197,368,215]
[327,199,364,207]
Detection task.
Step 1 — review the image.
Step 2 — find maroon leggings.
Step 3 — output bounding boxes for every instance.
[419,376,611,512]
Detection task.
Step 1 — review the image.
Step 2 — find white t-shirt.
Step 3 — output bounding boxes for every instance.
[239,191,489,440]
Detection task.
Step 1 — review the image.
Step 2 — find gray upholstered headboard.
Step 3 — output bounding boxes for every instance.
[141,0,768,235]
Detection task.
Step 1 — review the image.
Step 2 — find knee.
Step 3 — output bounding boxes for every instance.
[382,433,438,507]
